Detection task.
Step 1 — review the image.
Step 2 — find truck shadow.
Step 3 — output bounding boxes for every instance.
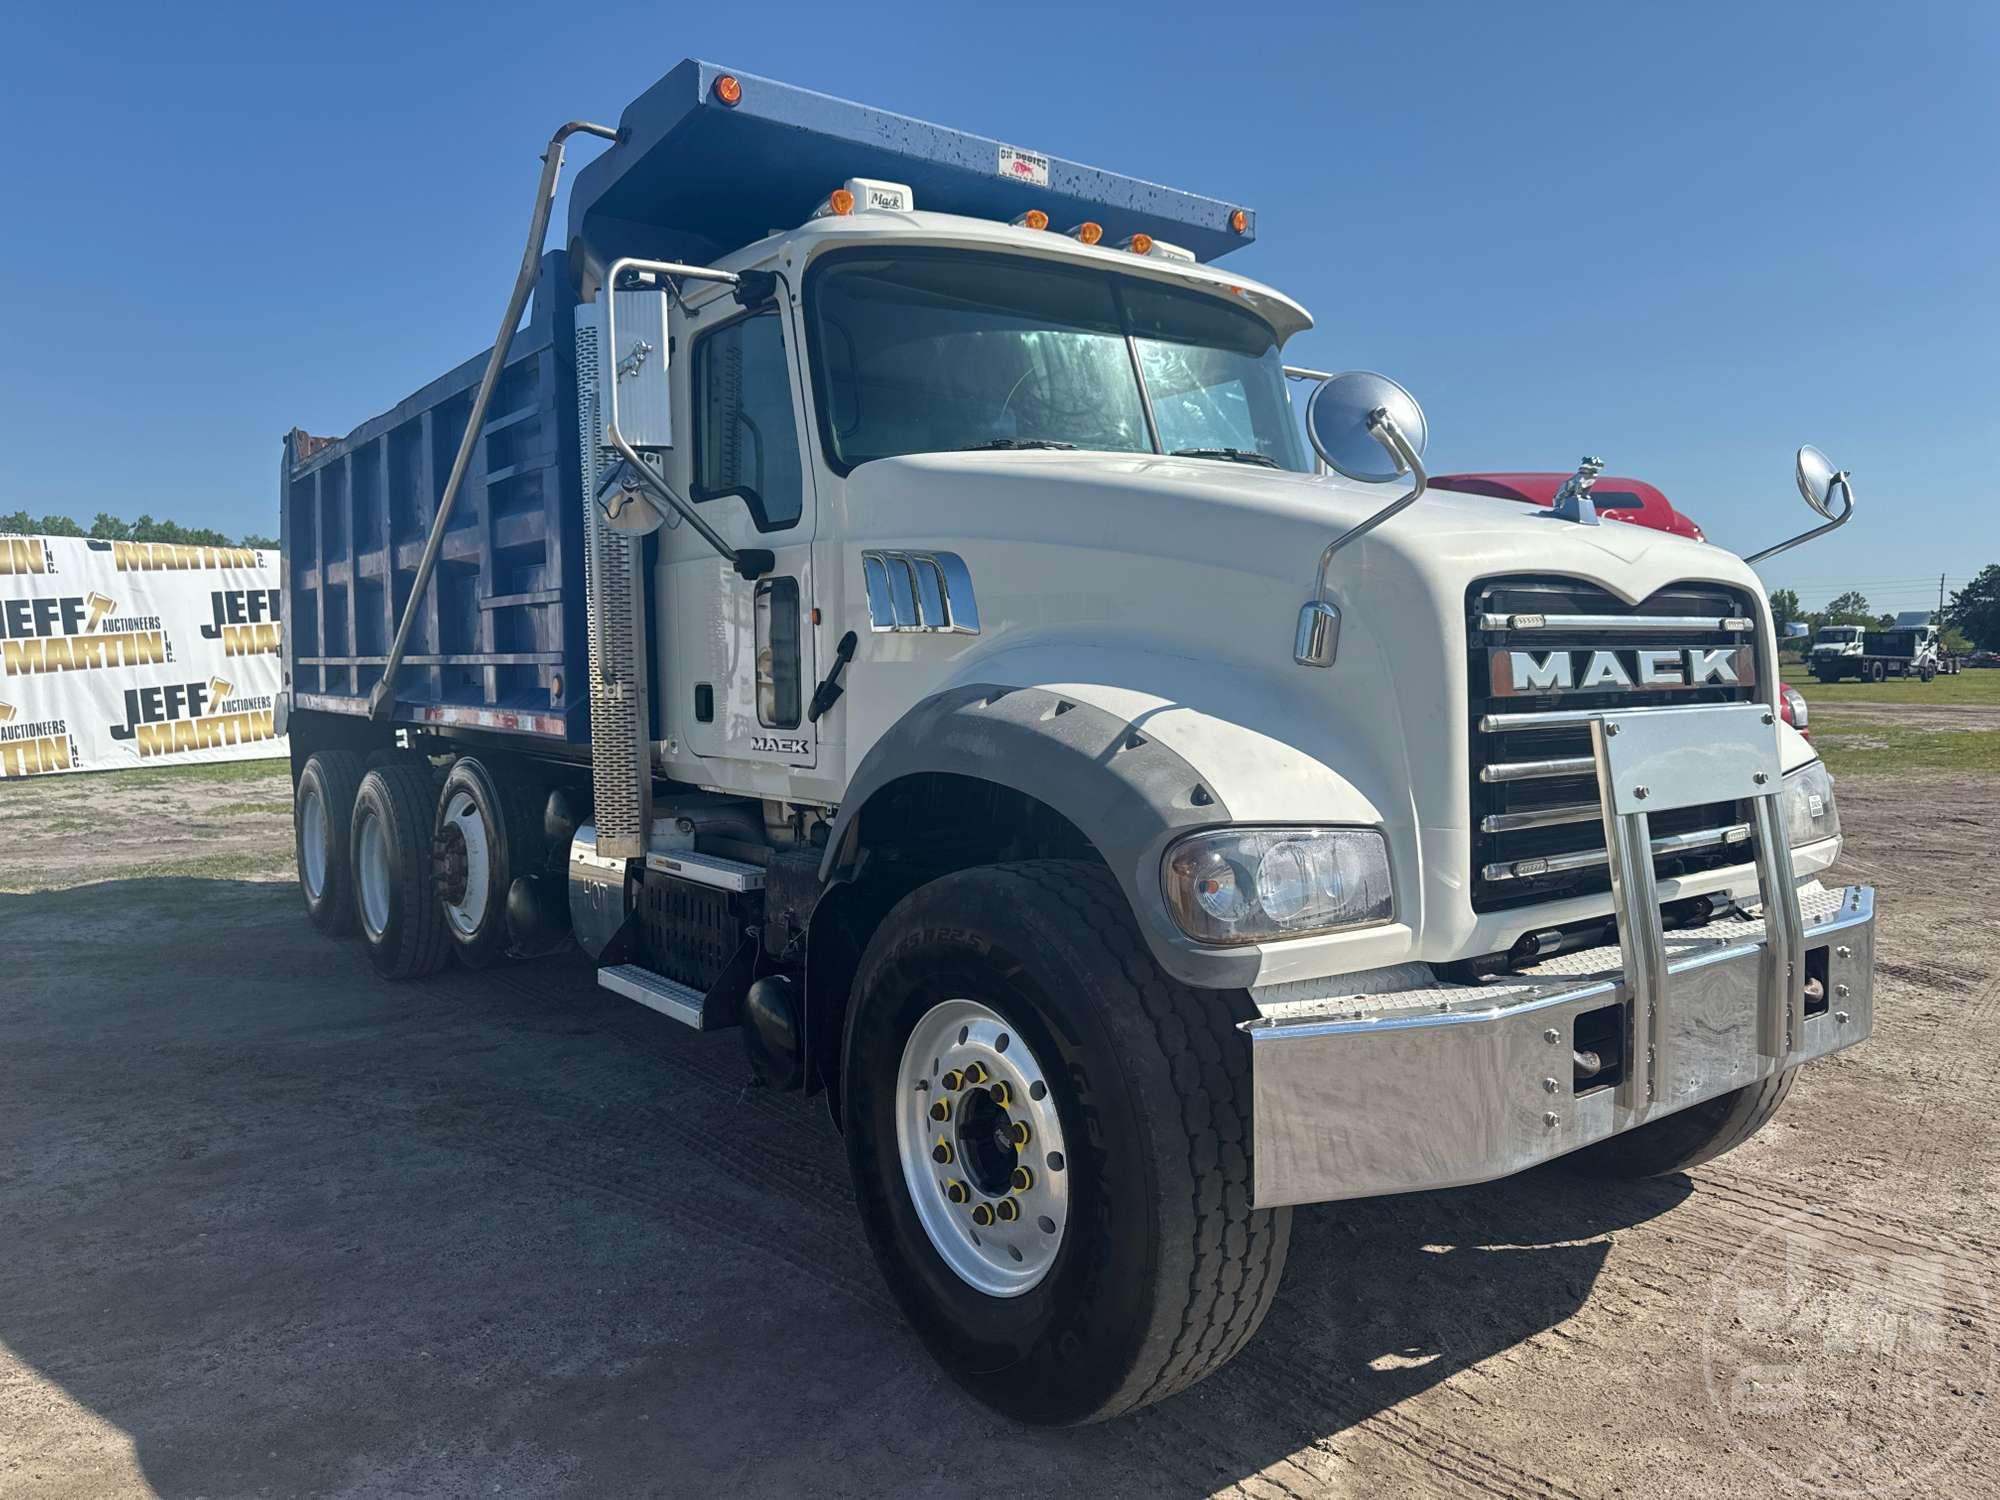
[0,877,1689,1498]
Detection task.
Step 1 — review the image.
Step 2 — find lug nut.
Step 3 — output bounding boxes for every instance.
[928,1098,951,1123]
[941,1069,966,1091]
[1011,1120,1031,1149]
[988,1081,1012,1108]
[1010,1165,1034,1193]
[964,1061,991,1086]
[994,1198,1020,1223]
[970,1202,995,1227]
[944,1179,969,1203]
[932,1137,954,1165]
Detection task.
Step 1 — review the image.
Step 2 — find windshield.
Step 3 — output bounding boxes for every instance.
[808,249,1308,473]
[1816,627,1861,643]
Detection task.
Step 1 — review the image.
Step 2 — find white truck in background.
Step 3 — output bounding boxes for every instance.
[278,61,1879,1423]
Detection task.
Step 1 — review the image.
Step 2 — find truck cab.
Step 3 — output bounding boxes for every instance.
[279,60,1878,1425]
[1812,623,1865,662]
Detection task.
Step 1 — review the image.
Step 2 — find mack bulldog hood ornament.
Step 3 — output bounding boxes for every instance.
[1550,456,1607,525]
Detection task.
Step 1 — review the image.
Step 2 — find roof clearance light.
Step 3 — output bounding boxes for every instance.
[1228,208,1249,234]
[1122,232,1155,256]
[1067,221,1103,245]
[712,74,743,107]
[810,187,857,220]
[1013,209,1049,231]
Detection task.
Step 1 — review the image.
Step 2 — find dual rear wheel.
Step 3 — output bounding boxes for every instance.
[294,751,539,979]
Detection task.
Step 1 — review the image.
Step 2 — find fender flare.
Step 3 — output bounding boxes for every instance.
[819,683,1261,988]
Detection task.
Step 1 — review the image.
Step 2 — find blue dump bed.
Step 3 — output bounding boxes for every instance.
[283,60,1258,744]
[283,252,588,742]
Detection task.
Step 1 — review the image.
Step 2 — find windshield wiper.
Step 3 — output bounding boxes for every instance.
[958,438,1078,452]
[1171,447,1279,468]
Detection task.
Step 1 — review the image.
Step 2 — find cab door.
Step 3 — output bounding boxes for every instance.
[657,287,818,791]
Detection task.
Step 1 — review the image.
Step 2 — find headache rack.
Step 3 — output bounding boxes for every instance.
[1466,578,1762,913]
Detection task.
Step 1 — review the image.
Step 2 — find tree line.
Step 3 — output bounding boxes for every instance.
[1769,563,2000,653]
[0,509,276,552]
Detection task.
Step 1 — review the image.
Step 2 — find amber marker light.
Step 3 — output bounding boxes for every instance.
[712,74,743,106]
[1124,232,1154,256]
[1013,208,1049,230]
[1228,208,1249,234]
[828,188,855,215]
[1068,221,1103,245]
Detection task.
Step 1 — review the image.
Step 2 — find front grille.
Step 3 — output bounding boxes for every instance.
[1467,577,1761,913]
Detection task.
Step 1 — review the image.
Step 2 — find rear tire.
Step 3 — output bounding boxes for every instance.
[842,859,1290,1425]
[295,751,364,935]
[351,763,451,981]
[1567,1069,1796,1178]
[1869,659,1887,683]
[433,757,541,969]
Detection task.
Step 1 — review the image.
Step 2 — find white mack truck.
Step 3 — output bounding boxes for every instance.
[279,61,1876,1424]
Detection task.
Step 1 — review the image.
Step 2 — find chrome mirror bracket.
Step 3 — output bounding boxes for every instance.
[1744,447,1856,565]
[1293,413,1428,668]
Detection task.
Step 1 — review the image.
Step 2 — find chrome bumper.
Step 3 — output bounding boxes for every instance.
[1246,704,1877,1209]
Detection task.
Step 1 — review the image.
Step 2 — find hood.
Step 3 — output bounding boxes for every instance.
[1427,472,1704,541]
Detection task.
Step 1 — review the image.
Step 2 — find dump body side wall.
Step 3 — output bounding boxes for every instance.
[281,252,588,745]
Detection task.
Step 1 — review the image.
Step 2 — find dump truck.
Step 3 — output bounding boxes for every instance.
[1812,621,1945,683]
[279,60,1877,1424]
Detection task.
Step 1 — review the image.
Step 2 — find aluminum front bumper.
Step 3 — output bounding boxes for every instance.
[1245,704,1876,1209]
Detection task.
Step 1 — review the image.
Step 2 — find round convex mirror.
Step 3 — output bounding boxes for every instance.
[1306,372,1428,483]
[1795,444,1843,518]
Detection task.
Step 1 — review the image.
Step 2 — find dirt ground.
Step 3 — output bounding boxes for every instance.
[1,760,1995,1498]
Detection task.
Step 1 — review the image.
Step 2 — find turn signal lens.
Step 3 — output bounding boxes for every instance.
[712,74,743,106]
[1068,221,1103,245]
[1013,208,1049,231]
[1228,208,1249,234]
[1123,233,1154,256]
[828,188,855,215]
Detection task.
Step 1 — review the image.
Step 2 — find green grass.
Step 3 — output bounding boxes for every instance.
[1810,714,2000,777]
[210,800,294,817]
[1781,661,2000,705]
[92,758,289,792]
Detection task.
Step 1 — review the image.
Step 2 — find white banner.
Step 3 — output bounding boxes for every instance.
[0,534,287,780]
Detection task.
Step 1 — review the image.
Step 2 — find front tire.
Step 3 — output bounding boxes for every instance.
[1568,1069,1796,1178]
[351,764,451,981]
[842,860,1290,1425]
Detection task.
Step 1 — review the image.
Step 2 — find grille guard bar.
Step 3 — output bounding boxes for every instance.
[1244,702,1876,1208]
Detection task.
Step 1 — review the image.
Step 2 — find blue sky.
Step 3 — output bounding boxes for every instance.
[2,1,1993,614]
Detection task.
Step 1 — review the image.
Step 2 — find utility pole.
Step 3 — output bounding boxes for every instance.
[1940,572,1947,621]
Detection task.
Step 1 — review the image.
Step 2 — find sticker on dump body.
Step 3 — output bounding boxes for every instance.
[996,146,1050,187]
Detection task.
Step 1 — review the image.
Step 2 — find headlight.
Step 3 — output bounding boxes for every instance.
[1780,760,1840,847]
[1163,828,1392,945]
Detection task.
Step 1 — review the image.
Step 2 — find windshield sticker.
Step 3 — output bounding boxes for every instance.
[996,146,1050,188]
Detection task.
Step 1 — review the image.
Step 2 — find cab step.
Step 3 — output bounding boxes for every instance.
[600,963,731,1029]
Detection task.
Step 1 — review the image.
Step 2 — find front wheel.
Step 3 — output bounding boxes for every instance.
[1567,1069,1796,1178]
[842,860,1290,1425]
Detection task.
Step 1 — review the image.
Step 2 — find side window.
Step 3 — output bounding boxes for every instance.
[693,310,804,530]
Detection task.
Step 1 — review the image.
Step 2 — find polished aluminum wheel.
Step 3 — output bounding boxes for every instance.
[355,807,392,939]
[299,783,328,901]
[437,788,491,938]
[896,998,1069,1297]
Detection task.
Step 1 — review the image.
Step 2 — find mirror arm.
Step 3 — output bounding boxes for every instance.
[1295,412,1429,668]
[1310,412,1429,602]
[1743,473,1854,565]
[601,256,772,579]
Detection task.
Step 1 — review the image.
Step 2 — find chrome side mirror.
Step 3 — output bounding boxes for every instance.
[1305,372,1428,481]
[1295,373,1430,667]
[1744,445,1856,564]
